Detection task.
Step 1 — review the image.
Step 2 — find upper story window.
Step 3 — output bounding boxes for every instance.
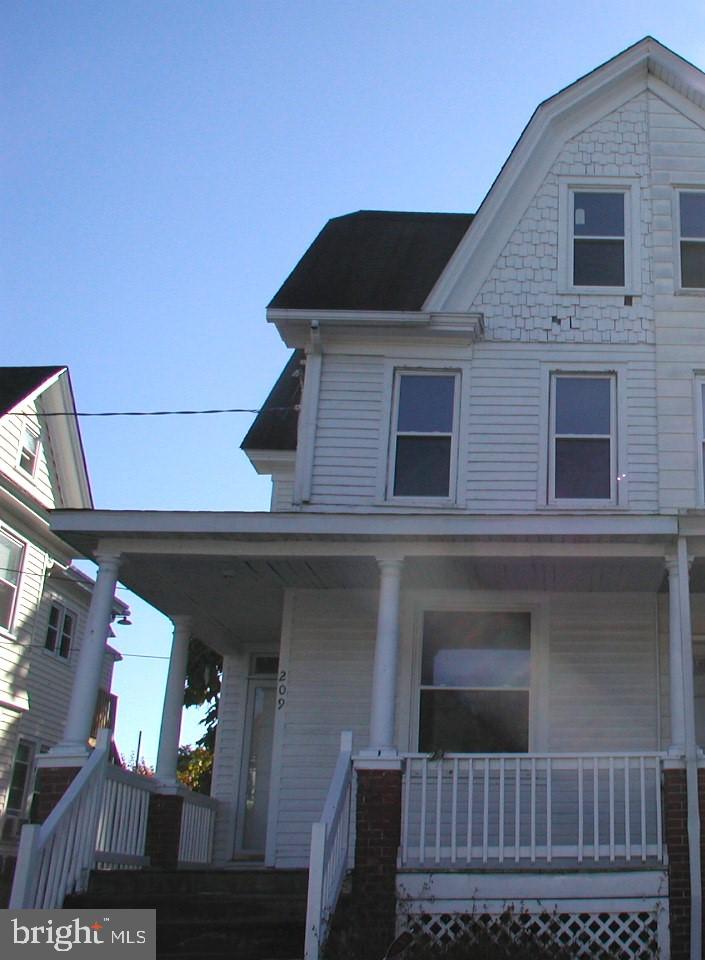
[572,191,625,287]
[5,739,35,815]
[388,371,459,500]
[678,191,705,289]
[549,374,616,504]
[558,178,640,294]
[18,424,40,477]
[0,529,24,633]
[45,602,75,659]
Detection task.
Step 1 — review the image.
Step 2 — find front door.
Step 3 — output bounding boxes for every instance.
[236,656,278,856]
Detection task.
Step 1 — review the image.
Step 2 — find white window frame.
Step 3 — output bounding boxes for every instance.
[675,187,705,294]
[558,177,642,295]
[538,364,627,509]
[4,738,36,817]
[17,422,41,477]
[0,527,25,636]
[408,594,549,755]
[385,368,461,505]
[44,601,76,660]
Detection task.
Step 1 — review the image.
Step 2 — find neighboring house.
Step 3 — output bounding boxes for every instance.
[0,367,124,875]
[45,37,705,959]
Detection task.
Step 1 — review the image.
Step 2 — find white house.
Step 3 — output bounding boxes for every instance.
[0,367,124,883]
[26,37,705,959]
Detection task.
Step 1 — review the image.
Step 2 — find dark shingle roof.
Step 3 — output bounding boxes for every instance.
[269,210,473,311]
[0,366,64,416]
[241,351,303,452]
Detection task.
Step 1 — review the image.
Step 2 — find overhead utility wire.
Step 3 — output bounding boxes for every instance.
[6,406,297,418]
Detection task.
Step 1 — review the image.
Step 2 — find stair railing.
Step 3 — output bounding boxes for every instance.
[10,729,112,909]
[304,730,353,960]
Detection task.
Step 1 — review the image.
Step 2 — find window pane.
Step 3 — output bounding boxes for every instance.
[19,429,39,474]
[397,375,455,433]
[573,239,624,286]
[394,436,451,497]
[680,193,705,238]
[422,611,530,686]
[7,741,33,812]
[0,532,22,586]
[555,438,611,499]
[681,241,705,288]
[555,377,611,435]
[419,690,529,753]
[574,192,624,237]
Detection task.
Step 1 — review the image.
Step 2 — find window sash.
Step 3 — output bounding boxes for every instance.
[679,191,705,289]
[45,603,75,659]
[18,426,40,476]
[388,371,459,500]
[570,189,627,288]
[549,374,616,504]
[0,530,24,631]
[6,739,35,814]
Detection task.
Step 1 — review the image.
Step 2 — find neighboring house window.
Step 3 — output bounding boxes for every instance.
[697,379,705,503]
[549,374,616,504]
[679,191,705,288]
[571,191,625,286]
[388,371,459,499]
[0,529,24,632]
[45,603,75,659]
[419,610,531,753]
[5,739,35,815]
[18,424,40,476]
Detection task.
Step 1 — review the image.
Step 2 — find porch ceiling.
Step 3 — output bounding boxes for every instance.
[114,552,667,655]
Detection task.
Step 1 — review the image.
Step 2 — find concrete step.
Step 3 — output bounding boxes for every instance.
[67,891,306,923]
[81,868,308,899]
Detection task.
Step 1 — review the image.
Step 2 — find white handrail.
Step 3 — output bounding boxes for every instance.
[304,731,353,960]
[400,752,665,869]
[10,730,112,909]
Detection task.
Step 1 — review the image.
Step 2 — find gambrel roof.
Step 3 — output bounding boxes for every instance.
[0,366,65,417]
[269,210,473,311]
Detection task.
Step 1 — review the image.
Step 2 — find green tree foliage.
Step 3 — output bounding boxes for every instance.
[184,637,223,753]
[176,744,213,794]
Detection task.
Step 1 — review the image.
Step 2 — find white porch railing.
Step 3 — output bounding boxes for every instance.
[178,789,217,865]
[304,731,353,960]
[400,753,664,868]
[95,762,157,868]
[10,730,113,909]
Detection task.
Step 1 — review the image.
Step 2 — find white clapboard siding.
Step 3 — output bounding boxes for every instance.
[271,473,295,511]
[210,651,248,861]
[548,594,659,752]
[648,90,705,509]
[308,344,657,513]
[274,590,376,867]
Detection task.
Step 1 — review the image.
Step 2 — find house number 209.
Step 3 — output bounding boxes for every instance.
[277,670,287,709]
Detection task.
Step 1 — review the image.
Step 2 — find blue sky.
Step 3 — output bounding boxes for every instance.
[4,1,705,764]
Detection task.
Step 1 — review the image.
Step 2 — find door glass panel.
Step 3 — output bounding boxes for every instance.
[242,685,275,851]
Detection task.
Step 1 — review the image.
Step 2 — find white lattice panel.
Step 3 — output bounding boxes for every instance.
[401,909,660,958]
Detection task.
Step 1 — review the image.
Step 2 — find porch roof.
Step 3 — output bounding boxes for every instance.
[51,510,680,654]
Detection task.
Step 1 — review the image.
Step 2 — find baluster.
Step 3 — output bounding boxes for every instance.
[578,756,584,863]
[482,758,490,864]
[624,757,631,861]
[530,757,536,864]
[435,761,442,864]
[546,758,552,864]
[466,758,473,864]
[655,757,662,862]
[498,758,505,864]
[420,760,427,866]
[451,758,458,864]
[609,756,615,862]
[593,757,599,862]
[514,757,521,864]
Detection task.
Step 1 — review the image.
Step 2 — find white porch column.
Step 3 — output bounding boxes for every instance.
[367,557,404,755]
[55,552,121,755]
[666,555,686,753]
[155,615,192,783]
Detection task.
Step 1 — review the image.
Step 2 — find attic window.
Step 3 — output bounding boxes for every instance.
[18,425,40,477]
[558,178,640,294]
[679,191,705,288]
